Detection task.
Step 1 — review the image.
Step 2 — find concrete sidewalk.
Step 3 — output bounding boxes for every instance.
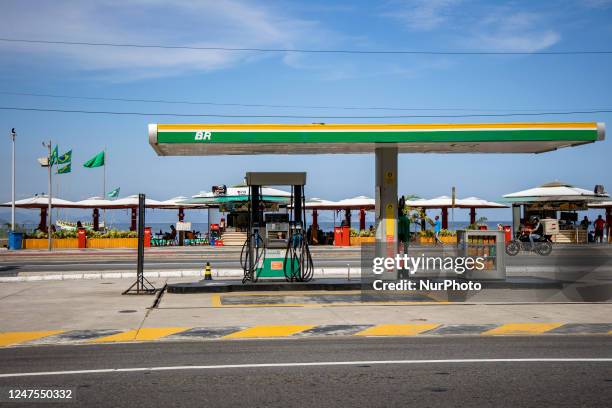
[0,279,610,336]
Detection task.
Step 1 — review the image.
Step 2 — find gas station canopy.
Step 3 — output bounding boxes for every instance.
[149,122,605,155]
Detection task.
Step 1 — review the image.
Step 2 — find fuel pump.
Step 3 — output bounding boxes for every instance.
[240,172,313,283]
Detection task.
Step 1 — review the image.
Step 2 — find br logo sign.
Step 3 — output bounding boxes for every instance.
[195,131,212,141]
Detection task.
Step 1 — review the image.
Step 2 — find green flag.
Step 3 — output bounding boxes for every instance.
[56,163,71,174]
[49,145,59,165]
[83,151,105,168]
[57,150,72,164]
[107,187,120,199]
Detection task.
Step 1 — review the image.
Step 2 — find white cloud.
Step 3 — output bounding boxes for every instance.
[464,11,561,52]
[0,0,335,80]
[383,1,561,52]
[383,0,463,31]
[580,0,612,8]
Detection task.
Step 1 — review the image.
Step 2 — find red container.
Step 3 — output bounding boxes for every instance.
[144,227,151,248]
[215,240,224,246]
[334,226,351,246]
[478,225,488,230]
[77,228,87,249]
[341,226,350,246]
[503,225,512,243]
[334,226,343,246]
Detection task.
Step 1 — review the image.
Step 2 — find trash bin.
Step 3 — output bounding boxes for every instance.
[144,227,152,248]
[342,226,350,246]
[8,231,23,250]
[334,226,343,246]
[77,228,87,249]
[503,225,512,243]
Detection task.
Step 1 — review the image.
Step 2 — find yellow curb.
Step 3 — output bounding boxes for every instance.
[355,324,440,336]
[0,330,64,347]
[89,327,190,343]
[482,323,563,336]
[223,325,315,339]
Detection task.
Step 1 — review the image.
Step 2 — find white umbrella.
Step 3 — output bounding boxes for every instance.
[458,197,507,209]
[335,196,375,209]
[503,181,608,202]
[1,194,77,208]
[73,196,119,209]
[111,195,165,208]
[304,197,341,210]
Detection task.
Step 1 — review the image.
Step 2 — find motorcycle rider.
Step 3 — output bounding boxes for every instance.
[528,215,544,250]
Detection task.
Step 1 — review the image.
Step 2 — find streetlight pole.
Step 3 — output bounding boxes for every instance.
[42,140,53,251]
[10,129,16,231]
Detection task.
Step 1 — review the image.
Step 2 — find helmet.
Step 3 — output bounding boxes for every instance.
[529,215,539,223]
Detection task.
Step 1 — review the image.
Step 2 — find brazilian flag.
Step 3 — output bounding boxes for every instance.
[83,151,105,168]
[107,187,120,199]
[57,150,72,165]
[57,163,71,174]
[49,145,59,165]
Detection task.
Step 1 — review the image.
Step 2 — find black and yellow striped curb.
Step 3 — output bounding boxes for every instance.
[1,323,611,347]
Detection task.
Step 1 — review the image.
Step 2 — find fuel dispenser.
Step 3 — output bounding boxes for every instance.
[240,172,314,283]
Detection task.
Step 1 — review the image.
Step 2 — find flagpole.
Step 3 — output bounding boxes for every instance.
[103,146,107,230]
[47,141,52,251]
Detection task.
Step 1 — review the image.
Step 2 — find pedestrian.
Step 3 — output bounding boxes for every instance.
[594,215,606,243]
[580,216,590,230]
[433,215,443,245]
[398,209,410,254]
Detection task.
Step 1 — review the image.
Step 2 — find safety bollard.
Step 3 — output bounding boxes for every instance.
[204,262,213,280]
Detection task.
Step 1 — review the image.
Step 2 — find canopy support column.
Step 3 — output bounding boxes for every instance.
[312,209,318,231]
[375,146,398,280]
[344,208,351,227]
[512,204,521,233]
[470,208,477,225]
[39,207,47,232]
[441,207,448,230]
[359,208,366,231]
[130,208,137,231]
[93,208,99,231]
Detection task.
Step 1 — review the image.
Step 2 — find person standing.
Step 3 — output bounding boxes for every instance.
[580,216,590,230]
[398,210,411,254]
[433,215,443,245]
[594,215,606,244]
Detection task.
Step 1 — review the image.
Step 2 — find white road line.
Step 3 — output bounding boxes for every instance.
[1,358,610,378]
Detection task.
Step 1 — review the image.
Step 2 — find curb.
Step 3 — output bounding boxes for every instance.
[0,268,352,282]
[3,266,611,283]
[1,323,610,348]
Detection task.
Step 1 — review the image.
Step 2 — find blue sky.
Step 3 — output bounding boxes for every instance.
[1,0,612,223]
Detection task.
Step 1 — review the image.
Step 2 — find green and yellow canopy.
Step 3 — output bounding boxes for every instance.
[149,122,604,156]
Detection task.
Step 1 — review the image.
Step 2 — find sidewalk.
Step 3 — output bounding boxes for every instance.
[0,279,610,347]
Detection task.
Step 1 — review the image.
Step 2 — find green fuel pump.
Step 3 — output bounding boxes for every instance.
[240,172,313,283]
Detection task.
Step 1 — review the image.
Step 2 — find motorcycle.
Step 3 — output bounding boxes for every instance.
[505,230,553,256]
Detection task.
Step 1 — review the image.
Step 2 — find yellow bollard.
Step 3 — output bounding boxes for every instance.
[204,262,213,280]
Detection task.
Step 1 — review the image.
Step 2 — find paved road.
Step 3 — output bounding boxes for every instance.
[1,245,611,275]
[0,336,610,407]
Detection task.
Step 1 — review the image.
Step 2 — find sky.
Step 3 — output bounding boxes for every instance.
[1,0,612,223]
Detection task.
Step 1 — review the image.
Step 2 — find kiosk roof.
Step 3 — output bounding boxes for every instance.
[149,122,604,155]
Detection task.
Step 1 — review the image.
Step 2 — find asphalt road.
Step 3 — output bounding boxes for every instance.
[1,245,611,275]
[0,336,610,407]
